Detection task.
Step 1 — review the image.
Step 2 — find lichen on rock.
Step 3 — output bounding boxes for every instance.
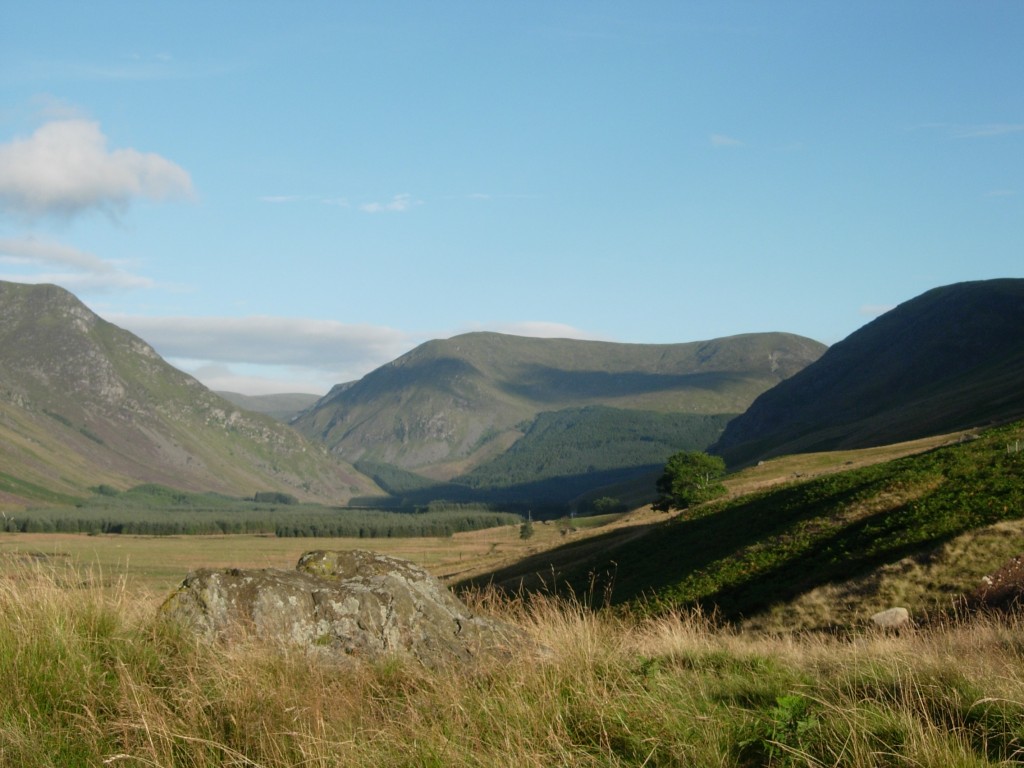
[161,550,521,667]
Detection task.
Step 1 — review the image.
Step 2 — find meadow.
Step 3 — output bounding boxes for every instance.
[2,430,1022,766]
[2,553,1024,767]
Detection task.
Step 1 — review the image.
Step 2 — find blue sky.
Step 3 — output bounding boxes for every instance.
[1,2,1021,394]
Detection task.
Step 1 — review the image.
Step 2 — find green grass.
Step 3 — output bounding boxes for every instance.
[3,562,1024,767]
[0,471,84,507]
[468,420,1024,628]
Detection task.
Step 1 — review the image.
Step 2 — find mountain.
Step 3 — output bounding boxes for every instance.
[216,391,320,422]
[0,282,378,507]
[292,331,826,504]
[712,279,1024,467]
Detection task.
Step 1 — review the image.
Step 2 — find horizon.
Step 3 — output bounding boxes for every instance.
[2,3,1021,395]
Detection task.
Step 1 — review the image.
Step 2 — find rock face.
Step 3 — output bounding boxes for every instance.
[161,550,518,667]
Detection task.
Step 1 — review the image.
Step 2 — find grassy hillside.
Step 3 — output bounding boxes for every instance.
[0,281,378,507]
[459,406,733,488]
[293,330,825,489]
[345,408,730,513]
[464,419,1024,629]
[714,279,1024,466]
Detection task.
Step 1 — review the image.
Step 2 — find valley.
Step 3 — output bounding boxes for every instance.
[3,277,1024,766]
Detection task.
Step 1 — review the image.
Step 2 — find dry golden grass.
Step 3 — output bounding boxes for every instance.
[0,505,672,608]
[3,559,1024,767]
[720,430,966,499]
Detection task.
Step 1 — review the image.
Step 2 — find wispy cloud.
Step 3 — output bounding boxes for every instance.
[710,133,745,148]
[953,123,1024,139]
[105,314,609,394]
[461,320,605,341]
[359,193,421,213]
[913,122,1024,140]
[112,314,419,393]
[0,270,153,293]
[5,52,231,85]
[0,119,193,219]
[859,304,894,318]
[0,234,153,292]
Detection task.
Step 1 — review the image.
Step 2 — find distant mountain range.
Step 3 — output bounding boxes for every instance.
[4,277,1022,514]
[0,282,377,507]
[713,279,1024,466]
[290,331,826,507]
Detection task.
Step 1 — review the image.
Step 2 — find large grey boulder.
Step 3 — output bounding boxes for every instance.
[161,549,520,667]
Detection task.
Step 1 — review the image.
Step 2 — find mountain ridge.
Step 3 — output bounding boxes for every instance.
[0,281,378,507]
[292,330,827,485]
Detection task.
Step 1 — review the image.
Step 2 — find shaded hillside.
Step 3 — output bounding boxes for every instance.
[459,406,731,489]
[462,419,1024,628]
[713,279,1024,467]
[293,331,825,483]
[216,391,320,422]
[0,282,377,507]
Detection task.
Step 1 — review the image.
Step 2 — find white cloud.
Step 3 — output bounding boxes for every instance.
[177,363,336,397]
[102,314,610,395]
[476,321,605,340]
[0,270,154,293]
[0,234,154,292]
[710,133,744,148]
[111,314,419,394]
[0,119,193,218]
[0,234,109,271]
[359,193,420,213]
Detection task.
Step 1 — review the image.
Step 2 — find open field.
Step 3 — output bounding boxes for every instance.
[0,432,963,608]
[0,510,636,603]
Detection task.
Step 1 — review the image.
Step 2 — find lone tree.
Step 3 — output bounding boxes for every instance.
[653,450,727,511]
[519,513,534,540]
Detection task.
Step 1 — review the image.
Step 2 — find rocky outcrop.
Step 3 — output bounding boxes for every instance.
[161,550,520,667]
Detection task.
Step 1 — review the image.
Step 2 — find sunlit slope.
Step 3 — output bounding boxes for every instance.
[0,281,378,507]
[464,419,1024,628]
